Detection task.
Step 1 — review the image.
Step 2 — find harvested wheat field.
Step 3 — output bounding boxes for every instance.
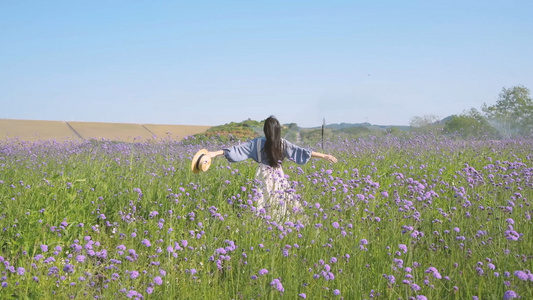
[0,119,211,142]
[68,121,153,142]
[142,124,212,140]
[0,119,81,142]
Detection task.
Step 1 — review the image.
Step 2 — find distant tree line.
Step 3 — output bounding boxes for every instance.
[411,85,533,139]
[187,85,531,145]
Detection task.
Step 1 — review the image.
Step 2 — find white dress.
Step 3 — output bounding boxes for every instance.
[224,138,311,222]
[254,140,302,222]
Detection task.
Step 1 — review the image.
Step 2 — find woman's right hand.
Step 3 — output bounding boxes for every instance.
[208,150,224,158]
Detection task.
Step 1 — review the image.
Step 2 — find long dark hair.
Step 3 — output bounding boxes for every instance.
[263,116,283,168]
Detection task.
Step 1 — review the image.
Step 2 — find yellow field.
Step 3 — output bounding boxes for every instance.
[142,124,212,140]
[0,119,211,142]
[0,119,80,142]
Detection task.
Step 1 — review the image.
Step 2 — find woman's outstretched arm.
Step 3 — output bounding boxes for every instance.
[311,151,338,163]
[208,150,224,158]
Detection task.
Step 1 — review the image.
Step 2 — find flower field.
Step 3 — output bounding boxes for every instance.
[1,134,532,299]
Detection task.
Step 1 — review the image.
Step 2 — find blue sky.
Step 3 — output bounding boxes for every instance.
[1,1,532,127]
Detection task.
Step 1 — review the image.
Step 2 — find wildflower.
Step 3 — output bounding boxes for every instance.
[154,276,163,285]
[41,244,48,252]
[63,264,75,273]
[142,239,151,247]
[505,229,520,241]
[476,267,484,276]
[126,290,142,298]
[503,290,519,299]
[333,289,340,296]
[270,278,284,293]
[385,274,395,284]
[17,267,25,276]
[130,270,139,279]
[399,244,408,253]
[259,269,269,276]
[515,271,528,281]
[299,293,307,298]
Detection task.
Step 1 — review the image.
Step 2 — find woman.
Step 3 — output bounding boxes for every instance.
[208,116,337,221]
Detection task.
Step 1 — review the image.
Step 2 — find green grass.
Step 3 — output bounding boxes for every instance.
[0,136,532,299]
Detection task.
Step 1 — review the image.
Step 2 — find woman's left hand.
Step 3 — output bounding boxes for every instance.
[325,155,338,163]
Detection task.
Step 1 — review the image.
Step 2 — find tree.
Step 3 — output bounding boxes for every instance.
[409,114,442,133]
[482,85,533,137]
[443,108,499,139]
[410,114,440,128]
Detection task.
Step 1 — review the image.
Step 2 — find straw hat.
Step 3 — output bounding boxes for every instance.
[191,149,212,174]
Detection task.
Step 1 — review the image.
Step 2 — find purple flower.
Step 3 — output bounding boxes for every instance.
[63,264,75,273]
[333,289,340,296]
[154,276,163,285]
[360,239,368,245]
[399,244,408,253]
[259,269,269,276]
[146,287,153,294]
[76,255,86,263]
[515,270,528,281]
[130,270,139,279]
[299,293,307,298]
[126,290,141,298]
[142,239,151,247]
[425,267,442,279]
[505,229,520,241]
[17,267,25,276]
[40,244,48,252]
[270,278,284,293]
[385,274,395,284]
[503,290,519,300]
